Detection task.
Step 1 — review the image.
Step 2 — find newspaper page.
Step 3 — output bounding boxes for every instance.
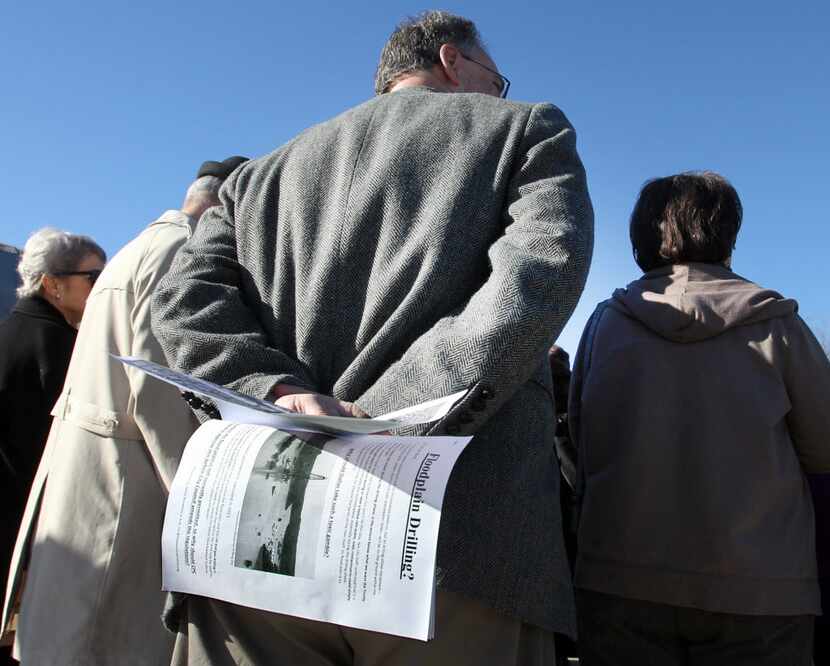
[163,420,472,640]
[116,356,465,435]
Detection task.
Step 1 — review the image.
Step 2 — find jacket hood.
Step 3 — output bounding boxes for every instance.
[610,263,798,343]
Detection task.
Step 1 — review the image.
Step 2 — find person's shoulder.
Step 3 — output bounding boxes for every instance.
[391,90,560,126]
[96,216,191,292]
[0,308,26,345]
[0,303,73,373]
[588,297,622,329]
[589,296,618,317]
[132,218,191,278]
[239,94,575,185]
[230,99,383,192]
[444,93,567,119]
[451,96,577,148]
[6,298,69,330]
[142,214,192,249]
[303,96,385,139]
[24,310,75,350]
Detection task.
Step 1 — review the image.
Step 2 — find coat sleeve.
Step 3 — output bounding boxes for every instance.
[150,166,316,400]
[127,228,200,491]
[783,314,830,473]
[357,104,594,433]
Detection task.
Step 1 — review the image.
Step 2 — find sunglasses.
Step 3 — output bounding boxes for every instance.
[53,269,103,285]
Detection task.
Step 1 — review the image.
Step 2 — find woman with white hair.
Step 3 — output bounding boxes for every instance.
[0,227,105,644]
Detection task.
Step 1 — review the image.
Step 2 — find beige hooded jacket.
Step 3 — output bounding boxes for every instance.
[570,263,830,616]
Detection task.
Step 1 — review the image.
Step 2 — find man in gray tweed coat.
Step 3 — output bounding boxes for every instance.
[152,11,593,666]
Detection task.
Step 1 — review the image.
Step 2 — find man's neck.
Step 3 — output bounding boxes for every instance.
[387,73,448,94]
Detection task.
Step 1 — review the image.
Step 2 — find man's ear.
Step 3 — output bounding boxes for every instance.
[438,43,462,89]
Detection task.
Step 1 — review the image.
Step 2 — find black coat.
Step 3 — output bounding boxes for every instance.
[0,295,76,571]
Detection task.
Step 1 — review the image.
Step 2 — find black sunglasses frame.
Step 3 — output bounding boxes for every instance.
[52,269,103,285]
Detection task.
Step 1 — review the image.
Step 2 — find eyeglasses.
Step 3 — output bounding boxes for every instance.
[459,53,510,99]
[53,269,103,285]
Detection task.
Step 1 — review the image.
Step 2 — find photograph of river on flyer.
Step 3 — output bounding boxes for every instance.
[234,431,334,579]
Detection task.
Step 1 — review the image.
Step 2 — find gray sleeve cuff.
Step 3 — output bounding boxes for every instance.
[229,372,316,401]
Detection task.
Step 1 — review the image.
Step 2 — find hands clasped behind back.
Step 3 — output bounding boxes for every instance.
[273,384,368,418]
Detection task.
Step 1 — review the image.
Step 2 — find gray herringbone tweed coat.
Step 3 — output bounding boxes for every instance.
[151,86,593,636]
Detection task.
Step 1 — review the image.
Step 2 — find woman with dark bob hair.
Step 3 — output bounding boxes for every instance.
[0,227,105,649]
[569,172,830,665]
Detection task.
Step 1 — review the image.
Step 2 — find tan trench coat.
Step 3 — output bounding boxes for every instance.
[2,211,199,665]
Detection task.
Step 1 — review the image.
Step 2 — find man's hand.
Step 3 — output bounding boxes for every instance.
[273,384,367,418]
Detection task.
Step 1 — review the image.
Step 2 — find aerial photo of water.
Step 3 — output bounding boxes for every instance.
[234,431,334,579]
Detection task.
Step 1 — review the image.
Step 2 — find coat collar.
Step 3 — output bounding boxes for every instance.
[148,210,197,237]
[388,85,439,95]
[13,295,75,331]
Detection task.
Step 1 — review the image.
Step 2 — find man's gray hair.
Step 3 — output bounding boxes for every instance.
[183,175,224,208]
[17,227,106,298]
[374,11,484,95]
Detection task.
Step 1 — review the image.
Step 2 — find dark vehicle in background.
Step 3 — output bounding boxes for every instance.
[0,244,21,320]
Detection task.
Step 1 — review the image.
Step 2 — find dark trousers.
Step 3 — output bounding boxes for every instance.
[1,646,15,666]
[809,473,830,664]
[173,590,557,665]
[576,589,814,666]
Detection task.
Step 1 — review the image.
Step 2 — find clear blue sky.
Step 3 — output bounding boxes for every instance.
[1,0,827,354]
